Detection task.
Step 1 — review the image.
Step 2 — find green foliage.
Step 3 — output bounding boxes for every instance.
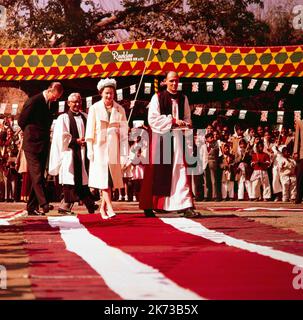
[0,0,302,48]
[1,0,102,48]
[265,2,303,45]
[120,0,270,45]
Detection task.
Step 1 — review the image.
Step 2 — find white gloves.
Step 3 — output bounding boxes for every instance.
[86,141,94,162]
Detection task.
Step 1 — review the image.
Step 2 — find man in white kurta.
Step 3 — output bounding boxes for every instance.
[139,71,201,218]
[49,93,96,214]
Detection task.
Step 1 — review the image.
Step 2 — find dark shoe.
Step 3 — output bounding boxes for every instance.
[144,209,156,217]
[295,200,302,204]
[41,204,54,214]
[87,203,100,214]
[182,208,202,218]
[58,208,74,215]
[28,209,45,216]
[94,204,99,210]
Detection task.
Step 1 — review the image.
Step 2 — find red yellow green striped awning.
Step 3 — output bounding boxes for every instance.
[0,39,302,80]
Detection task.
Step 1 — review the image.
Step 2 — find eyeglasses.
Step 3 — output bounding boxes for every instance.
[69,100,81,105]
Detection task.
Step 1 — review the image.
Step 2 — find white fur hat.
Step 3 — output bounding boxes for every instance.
[97,78,117,91]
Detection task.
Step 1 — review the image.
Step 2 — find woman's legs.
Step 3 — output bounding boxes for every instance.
[102,188,116,218]
[99,193,109,219]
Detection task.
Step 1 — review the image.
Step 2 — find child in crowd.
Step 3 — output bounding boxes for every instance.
[203,132,220,201]
[131,146,145,202]
[250,141,271,201]
[278,147,297,202]
[235,139,253,200]
[219,143,235,201]
[271,138,284,201]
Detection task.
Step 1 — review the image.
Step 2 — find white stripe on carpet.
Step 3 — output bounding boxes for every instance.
[0,219,9,225]
[242,207,303,211]
[48,216,203,300]
[161,218,303,267]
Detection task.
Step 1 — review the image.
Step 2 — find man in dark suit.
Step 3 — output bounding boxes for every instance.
[18,82,63,215]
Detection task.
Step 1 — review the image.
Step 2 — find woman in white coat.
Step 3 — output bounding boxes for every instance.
[85,78,128,219]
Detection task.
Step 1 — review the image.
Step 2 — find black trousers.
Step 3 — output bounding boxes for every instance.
[61,184,95,213]
[296,159,303,203]
[193,173,204,200]
[24,150,48,211]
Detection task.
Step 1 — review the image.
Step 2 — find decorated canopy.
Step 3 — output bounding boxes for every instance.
[0,39,302,81]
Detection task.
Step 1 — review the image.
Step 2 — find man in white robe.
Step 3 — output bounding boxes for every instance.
[49,93,96,214]
[139,71,201,218]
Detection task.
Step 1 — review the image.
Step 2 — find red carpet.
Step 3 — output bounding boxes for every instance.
[0,210,27,220]
[79,214,303,300]
[198,216,303,256]
[23,218,121,300]
[10,213,303,299]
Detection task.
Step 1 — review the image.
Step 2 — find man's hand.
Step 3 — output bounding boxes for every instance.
[87,151,94,162]
[77,137,86,146]
[294,152,299,161]
[173,119,190,127]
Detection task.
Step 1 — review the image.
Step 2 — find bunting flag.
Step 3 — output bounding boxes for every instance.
[117,89,123,101]
[58,101,65,113]
[11,103,18,116]
[0,78,302,117]
[133,120,144,128]
[130,84,136,95]
[239,110,247,120]
[192,82,199,92]
[144,83,151,94]
[248,79,257,89]
[226,109,234,116]
[261,111,268,122]
[235,79,243,90]
[0,103,6,114]
[289,84,299,95]
[222,80,229,91]
[277,111,284,124]
[206,81,214,92]
[193,107,203,116]
[208,108,216,115]
[274,83,284,92]
[130,100,136,109]
[86,96,92,109]
[260,81,269,91]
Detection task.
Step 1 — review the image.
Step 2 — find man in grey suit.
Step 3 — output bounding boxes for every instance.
[293,119,303,204]
[18,82,63,215]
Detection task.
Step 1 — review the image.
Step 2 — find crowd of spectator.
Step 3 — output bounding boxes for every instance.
[192,121,296,203]
[0,113,299,204]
